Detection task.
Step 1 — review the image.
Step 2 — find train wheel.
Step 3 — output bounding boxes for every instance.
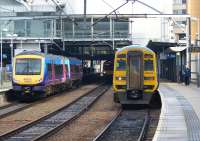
[76,81,81,88]
[149,91,161,109]
[69,81,73,89]
[5,90,17,101]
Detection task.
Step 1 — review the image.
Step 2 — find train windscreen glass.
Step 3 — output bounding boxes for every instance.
[144,60,153,71]
[15,59,41,75]
[116,60,126,70]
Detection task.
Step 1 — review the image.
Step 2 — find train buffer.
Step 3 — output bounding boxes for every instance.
[153,82,200,141]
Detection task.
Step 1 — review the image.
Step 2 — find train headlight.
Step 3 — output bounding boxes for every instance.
[116,77,126,80]
[38,78,43,83]
[13,78,19,83]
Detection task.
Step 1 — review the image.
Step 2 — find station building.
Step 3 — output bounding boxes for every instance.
[187,0,200,83]
[2,0,199,84]
[0,0,130,71]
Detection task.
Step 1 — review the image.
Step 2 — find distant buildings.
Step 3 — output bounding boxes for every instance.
[187,0,200,83]
[0,0,130,65]
[187,0,200,43]
[172,0,187,44]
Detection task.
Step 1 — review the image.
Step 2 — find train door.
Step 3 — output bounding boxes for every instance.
[127,51,144,90]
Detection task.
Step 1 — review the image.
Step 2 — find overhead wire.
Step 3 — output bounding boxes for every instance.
[66,0,75,14]
[92,0,129,26]
[131,0,186,32]
[0,6,15,12]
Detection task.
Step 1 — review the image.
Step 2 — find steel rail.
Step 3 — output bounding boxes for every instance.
[0,103,29,119]
[92,109,122,141]
[0,84,94,119]
[93,109,150,141]
[137,111,150,141]
[0,103,15,110]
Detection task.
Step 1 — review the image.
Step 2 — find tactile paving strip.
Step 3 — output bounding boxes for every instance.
[166,86,200,141]
[153,86,187,141]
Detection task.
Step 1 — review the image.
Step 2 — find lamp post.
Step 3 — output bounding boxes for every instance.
[7,33,18,66]
[0,28,8,85]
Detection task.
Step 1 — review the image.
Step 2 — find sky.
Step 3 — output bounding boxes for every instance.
[66,0,172,14]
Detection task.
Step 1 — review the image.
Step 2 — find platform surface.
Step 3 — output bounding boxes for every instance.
[153,82,200,141]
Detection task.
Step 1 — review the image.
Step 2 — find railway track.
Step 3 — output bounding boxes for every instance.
[0,84,110,141]
[143,109,161,141]
[0,103,30,119]
[0,84,94,119]
[93,109,150,141]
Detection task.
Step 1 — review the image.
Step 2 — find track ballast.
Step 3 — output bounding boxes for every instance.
[0,85,110,141]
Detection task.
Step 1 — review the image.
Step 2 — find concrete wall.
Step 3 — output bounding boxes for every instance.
[187,0,200,83]
[188,0,200,41]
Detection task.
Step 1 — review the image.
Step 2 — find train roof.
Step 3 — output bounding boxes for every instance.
[116,45,154,53]
[16,50,45,57]
[69,57,81,65]
[15,51,81,64]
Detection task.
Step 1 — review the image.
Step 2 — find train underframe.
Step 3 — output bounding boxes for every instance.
[114,90,159,105]
[6,80,81,101]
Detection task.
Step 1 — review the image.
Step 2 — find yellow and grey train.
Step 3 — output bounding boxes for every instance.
[113,45,158,105]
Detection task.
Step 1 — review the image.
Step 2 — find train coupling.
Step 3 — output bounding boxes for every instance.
[127,90,143,99]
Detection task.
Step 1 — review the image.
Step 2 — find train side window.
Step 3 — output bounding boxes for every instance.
[144,60,154,71]
[60,64,63,76]
[65,65,68,72]
[116,60,126,70]
[75,65,79,73]
[55,64,63,79]
[47,64,52,79]
[70,65,74,72]
[55,65,58,79]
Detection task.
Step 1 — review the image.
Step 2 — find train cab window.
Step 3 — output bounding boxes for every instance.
[144,60,154,71]
[116,60,126,70]
[15,59,41,75]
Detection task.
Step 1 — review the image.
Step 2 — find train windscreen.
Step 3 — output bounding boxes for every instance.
[116,60,126,71]
[15,58,41,75]
[144,60,153,71]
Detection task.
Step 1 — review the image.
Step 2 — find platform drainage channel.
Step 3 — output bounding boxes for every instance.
[166,86,200,140]
[1,85,109,141]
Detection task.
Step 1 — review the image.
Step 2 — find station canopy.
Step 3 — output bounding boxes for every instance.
[147,40,177,53]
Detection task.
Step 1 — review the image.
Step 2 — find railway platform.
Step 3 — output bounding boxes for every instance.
[153,82,200,141]
[0,81,12,93]
[0,81,12,107]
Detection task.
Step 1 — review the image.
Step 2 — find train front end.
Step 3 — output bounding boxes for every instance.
[12,53,45,99]
[113,46,158,105]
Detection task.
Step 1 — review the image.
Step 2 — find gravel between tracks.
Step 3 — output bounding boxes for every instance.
[45,88,120,141]
[0,84,98,136]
